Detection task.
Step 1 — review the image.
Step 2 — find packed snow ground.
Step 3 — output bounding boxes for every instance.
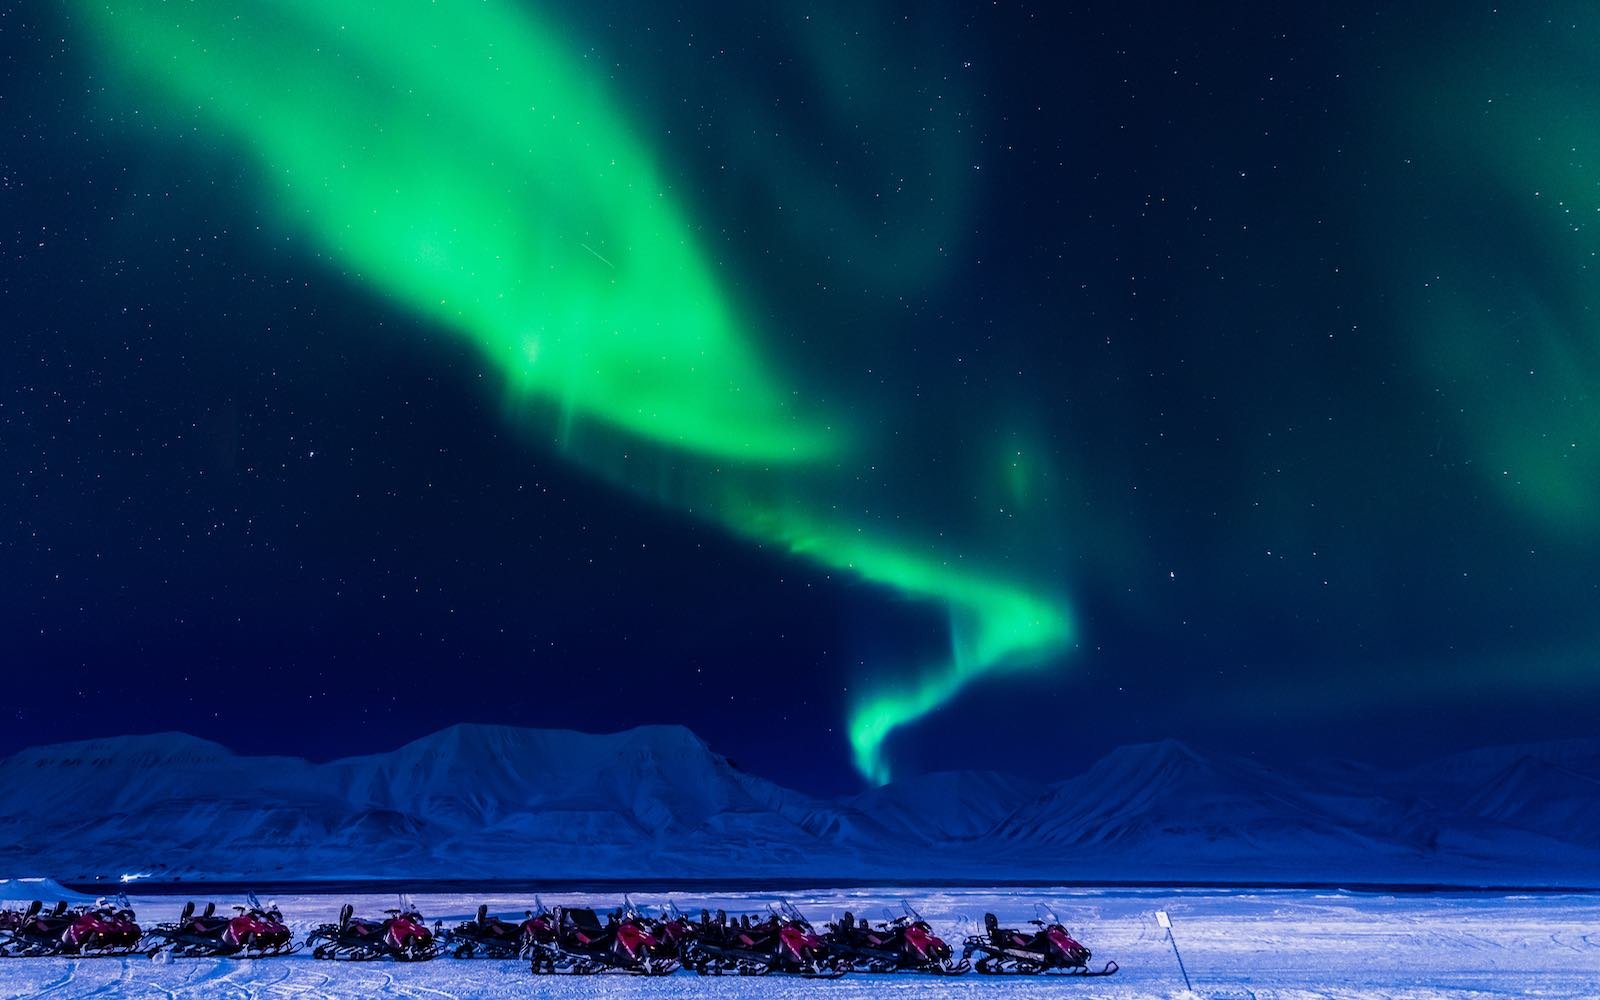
[1,886,1597,998]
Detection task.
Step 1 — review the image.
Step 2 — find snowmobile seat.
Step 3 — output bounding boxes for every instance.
[25,900,41,919]
[984,912,1022,946]
[560,907,606,945]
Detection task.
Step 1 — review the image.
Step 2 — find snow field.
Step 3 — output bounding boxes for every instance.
[0,887,1596,998]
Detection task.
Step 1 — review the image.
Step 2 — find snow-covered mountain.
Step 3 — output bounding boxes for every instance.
[849,770,1045,843]
[3,726,1599,884]
[0,725,884,881]
[991,740,1384,874]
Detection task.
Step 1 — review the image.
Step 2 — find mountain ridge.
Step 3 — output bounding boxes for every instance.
[3,726,1599,884]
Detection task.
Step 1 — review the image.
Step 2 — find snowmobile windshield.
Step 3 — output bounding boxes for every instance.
[778,900,811,927]
[1034,903,1061,925]
[531,895,549,917]
[901,899,925,923]
[565,908,603,933]
[661,902,685,922]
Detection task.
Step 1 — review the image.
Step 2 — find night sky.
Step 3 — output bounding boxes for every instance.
[5,1,1599,795]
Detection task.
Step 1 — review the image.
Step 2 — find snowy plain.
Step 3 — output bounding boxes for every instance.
[1,886,1598,999]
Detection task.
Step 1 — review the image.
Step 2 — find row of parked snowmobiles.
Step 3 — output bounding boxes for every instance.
[0,893,297,960]
[0,893,1117,978]
[441,896,1118,977]
[0,898,149,958]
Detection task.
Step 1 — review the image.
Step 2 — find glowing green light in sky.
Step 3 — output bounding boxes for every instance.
[729,508,1074,783]
[84,0,827,462]
[78,0,1074,783]
[1392,6,1600,534]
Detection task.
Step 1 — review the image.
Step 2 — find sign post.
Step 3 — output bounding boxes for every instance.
[1155,910,1192,992]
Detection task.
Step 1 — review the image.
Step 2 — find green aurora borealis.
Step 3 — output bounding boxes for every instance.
[1386,7,1600,537]
[35,0,1600,783]
[75,0,1068,783]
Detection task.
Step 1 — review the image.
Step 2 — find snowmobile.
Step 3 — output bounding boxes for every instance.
[526,904,678,975]
[593,896,699,964]
[0,900,82,957]
[0,902,41,939]
[621,896,705,965]
[0,896,151,958]
[148,894,298,958]
[306,897,438,961]
[686,901,847,977]
[645,901,699,961]
[824,901,969,975]
[6,900,69,957]
[962,906,1119,976]
[440,901,552,959]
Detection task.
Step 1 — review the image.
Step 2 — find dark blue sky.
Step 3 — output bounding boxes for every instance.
[4,1,1598,795]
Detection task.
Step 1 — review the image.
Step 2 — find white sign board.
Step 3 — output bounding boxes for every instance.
[1156,910,1172,929]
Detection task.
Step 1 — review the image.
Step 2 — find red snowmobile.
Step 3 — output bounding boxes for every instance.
[0,896,150,958]
[962,906,1118,976]
[640,901,699,962]
[0,900,75,957]
[0,907,25,937]
[64,897,148,956]
[527,904,678,975]
[149,894,298,958]
[824,901,969,975]
[686,901,847,977]
[307,898,437,961]
[441,902,553,959]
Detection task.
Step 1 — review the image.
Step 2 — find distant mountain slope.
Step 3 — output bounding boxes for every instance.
[3,726,1599,884]
[0,724,887,881]
[1460,756,1600,844]
[998,740,1343,848]
[849,770,1046,842]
